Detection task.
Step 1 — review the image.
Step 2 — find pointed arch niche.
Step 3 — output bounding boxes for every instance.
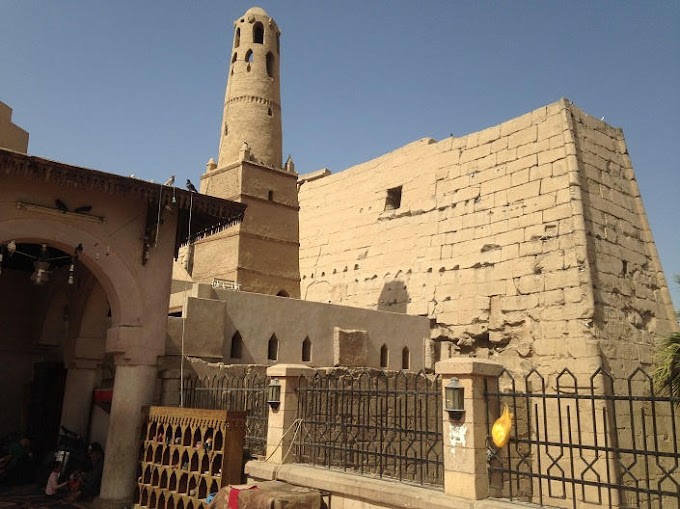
[302,336,311,362]
[230,331,242,359]
[401,347,410,370]
[267,334,278,361]
[380,344,389,368]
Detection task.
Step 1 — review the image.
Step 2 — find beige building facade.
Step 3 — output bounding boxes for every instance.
[0,147,245,506]
[184,7,676,378]
[297,99,678,377]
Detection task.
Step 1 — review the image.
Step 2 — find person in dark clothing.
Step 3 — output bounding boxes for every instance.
[65,442,104,501]
[0,438,33,485]
[81,443,104,497]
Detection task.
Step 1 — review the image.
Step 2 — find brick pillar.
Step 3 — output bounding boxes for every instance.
[265,364,313,464]
[435,358,503,500]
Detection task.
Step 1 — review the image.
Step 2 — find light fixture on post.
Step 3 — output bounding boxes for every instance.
[267,378,281,409]
[444,377,465,420]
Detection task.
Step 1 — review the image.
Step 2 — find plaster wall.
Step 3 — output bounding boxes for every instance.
[0,170,178,366]
[298,99,676,375]
[167,286,430,369]
[0,102,29,153]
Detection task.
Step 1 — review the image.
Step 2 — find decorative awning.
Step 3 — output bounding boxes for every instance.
[0,148,246,253]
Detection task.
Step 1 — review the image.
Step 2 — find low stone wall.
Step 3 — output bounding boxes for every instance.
[245,461,535,509]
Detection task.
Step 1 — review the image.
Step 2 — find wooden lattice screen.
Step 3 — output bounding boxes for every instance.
[134,407,246,509]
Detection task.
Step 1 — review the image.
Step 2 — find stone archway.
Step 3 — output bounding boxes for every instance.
[1,147,246,505]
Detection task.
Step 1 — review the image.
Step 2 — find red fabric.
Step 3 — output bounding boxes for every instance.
[228,485,257,509]
[93,389,113,403]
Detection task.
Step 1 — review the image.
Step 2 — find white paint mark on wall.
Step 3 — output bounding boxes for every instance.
[449,423,467,455]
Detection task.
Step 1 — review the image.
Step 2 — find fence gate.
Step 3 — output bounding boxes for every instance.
[486,367,680,509]
[295,368,444,488]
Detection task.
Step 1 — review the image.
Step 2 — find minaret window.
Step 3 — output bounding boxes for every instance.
[253,22,264,44]
[232,53,237,63]
[380,344,389,368]
[234,28,240,48]
[266,52,275,78]
[245,50,253,63]
[268,190,274,201]
[276,33,280,54]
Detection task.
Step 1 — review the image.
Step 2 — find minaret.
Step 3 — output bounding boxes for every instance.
[193,7,300,298]
[218,6,282,168]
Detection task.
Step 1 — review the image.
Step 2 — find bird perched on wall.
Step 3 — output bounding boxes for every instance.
[186,179,198,193]
[164,175,175,186]
[55,199,69,212]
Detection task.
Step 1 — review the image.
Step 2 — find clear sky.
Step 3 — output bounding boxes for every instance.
[1,1,678,305]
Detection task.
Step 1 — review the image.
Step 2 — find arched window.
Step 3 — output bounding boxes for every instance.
[253,22,264,44]
[267,334,278,361]
[230,331,242,359]
[234,27,240,48]
[266,52,274,78]
[245,50,253,63]
[380,344,389,368]
[302,337,312,362]
[401,347,410,370]
[231,52,237,63]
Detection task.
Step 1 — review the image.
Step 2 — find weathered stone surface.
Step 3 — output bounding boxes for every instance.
[333,328,368,367]
[297,99,677,374]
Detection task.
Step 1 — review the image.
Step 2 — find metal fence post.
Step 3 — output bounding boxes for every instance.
[435,358,503,499]
[265,364,313,464]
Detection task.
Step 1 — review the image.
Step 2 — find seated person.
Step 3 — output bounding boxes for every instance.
[65,442,105,501]
[45,461,68,496]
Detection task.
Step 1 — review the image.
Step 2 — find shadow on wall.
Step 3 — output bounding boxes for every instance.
[377,281,409,313]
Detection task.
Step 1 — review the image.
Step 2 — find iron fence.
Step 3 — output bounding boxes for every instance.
[486,367,680,509]
[295,369,443,488]
[181,371,269,457]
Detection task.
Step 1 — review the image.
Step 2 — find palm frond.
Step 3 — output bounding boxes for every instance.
[653,332,680,401]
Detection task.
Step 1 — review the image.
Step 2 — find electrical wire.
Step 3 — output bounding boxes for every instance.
[179,192,194,408]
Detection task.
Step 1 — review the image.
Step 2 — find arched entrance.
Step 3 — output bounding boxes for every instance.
[1,147,246,504]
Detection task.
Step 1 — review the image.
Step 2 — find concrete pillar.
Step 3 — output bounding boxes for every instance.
[265,364,313,464]
[98,363,156,507]
[60,362,98,437]
[435,358,503,500]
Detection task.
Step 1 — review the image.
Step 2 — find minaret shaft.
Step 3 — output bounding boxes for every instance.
[217,8,282,169]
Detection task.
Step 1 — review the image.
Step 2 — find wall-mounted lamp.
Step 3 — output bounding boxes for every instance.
[267,379,281,409]
[444,377,465,420]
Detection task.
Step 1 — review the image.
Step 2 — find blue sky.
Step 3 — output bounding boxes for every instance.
[1,1,678,305]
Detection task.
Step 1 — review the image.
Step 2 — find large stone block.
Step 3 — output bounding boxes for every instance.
[333,328,368,367]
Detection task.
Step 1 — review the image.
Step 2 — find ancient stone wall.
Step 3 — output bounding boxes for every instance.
[298,99,677,375]
[567,107,677,376]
